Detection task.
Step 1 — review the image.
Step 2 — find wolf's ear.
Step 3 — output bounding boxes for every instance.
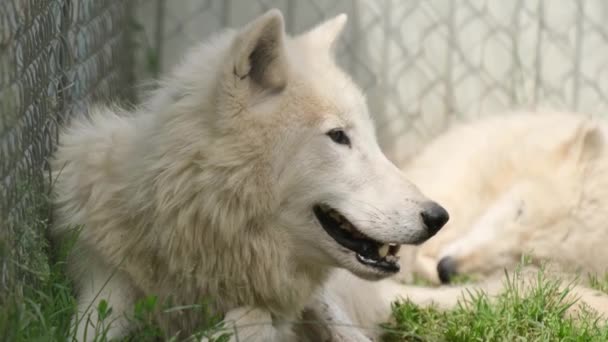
[299,14,348,52]
[561,120,604,162]
[232,9,288,92]
[577,122,604,161]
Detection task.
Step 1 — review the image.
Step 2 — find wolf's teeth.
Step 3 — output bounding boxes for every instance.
[378,244,389,258]
[385,255,399,263]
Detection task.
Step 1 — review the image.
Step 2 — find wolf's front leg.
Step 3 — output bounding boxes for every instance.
[70,254,137,341]
[298,287,374,342]
[203,306,295,342]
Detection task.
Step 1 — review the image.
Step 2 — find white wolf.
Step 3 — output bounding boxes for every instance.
[51,10,448,341]
[394,111,608,285]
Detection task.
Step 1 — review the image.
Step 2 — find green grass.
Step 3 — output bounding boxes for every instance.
[5,256,608,342]
[0,227,76,341]
[588,273,608,294]
[383,270,608,341]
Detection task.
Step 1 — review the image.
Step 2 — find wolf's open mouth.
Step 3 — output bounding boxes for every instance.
[313,204,401,273]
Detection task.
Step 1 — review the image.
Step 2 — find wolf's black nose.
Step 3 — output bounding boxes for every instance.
[421,202,449,235]
[437,256,458,284]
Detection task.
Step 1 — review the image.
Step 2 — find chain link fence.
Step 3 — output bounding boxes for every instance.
[1,0,608,296]
[134,0,608,163]
[0,0,134,298]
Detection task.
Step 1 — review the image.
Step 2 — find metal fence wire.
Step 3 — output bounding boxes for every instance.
[0,0,134,295]
[1,0,608,295]
[134,0,608,161]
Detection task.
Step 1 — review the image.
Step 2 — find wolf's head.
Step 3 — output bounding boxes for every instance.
[434,119,607,284]
[152,10,448,281]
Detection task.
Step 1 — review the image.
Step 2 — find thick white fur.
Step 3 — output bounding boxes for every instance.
[396,111,608,284]
[51,10,442,341]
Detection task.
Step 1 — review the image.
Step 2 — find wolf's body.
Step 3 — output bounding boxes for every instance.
[51,10,447,341]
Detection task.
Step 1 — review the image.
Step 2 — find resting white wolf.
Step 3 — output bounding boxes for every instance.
[395,111,608,285]
[51,10,449,341]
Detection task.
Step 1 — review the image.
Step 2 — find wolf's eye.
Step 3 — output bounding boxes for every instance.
[327,129,351,147]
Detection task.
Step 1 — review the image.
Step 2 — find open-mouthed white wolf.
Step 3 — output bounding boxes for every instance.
[51,9,449,341]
